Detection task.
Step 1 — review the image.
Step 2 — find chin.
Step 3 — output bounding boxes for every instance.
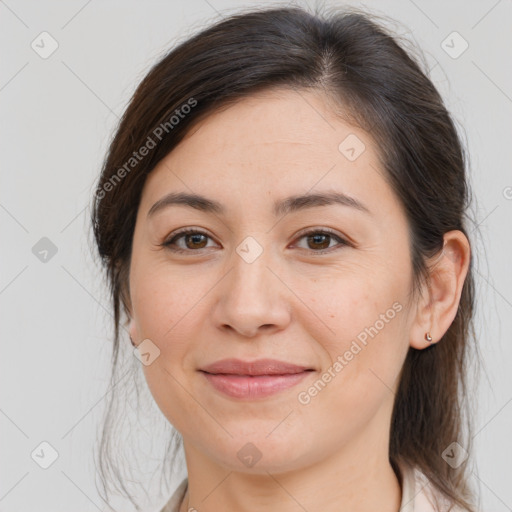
[206,432,316,475]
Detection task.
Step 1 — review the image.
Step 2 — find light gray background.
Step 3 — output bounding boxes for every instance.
[1,0,511,511]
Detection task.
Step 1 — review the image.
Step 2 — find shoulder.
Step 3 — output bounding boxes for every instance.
[399,461,476,512]
[159,478,188,512]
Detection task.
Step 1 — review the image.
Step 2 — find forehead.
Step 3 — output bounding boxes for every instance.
[140,87,396,219]
[178,87,364,160]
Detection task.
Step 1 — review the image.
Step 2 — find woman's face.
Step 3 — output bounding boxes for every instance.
[128,88,420,473]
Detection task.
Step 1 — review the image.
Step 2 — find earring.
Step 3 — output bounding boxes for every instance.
[425,332,433,343]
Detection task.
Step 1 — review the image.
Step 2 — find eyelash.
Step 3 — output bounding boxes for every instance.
[161,227,350,255]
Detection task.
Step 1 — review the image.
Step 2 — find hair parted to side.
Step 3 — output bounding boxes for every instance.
[90,4,481,511]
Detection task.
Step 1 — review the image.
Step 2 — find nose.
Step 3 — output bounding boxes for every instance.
[210,241,292,338]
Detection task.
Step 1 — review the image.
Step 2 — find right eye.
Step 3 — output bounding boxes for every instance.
[162,228,218,253]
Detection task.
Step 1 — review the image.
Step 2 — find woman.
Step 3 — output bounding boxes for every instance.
[91,5,480,511]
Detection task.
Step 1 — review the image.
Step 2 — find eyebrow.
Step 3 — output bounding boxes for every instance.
[147,190,371,219]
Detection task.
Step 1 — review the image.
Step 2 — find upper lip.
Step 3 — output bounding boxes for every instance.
[200,358,312,376]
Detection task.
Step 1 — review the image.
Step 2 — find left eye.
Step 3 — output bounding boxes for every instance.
[294,230,348,252]
[162,228,348,254]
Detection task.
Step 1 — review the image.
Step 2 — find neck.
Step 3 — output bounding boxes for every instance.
[179,439,402,512]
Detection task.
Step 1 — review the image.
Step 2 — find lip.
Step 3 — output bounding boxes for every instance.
[199,358,314,399]
[200,358,311,375]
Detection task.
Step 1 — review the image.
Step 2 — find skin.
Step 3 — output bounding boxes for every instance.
[127,87,470,512]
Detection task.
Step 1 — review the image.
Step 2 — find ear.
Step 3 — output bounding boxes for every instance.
[128,318,138,343]
[120,273,137,344]
[409,230,470,349]
[124,296,138,344]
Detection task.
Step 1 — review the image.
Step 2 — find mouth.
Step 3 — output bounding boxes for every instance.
[199,358,315,399]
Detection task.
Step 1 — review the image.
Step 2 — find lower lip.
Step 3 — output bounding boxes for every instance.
[201,371,312,399]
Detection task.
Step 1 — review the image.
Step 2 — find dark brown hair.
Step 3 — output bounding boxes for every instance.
[91,4,481,511]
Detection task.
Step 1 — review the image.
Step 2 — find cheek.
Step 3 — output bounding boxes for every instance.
[295,272,408,397]
[130,262,216,430]
[130,259,205,344]
[296,270,404,346]
[142,362,210,441]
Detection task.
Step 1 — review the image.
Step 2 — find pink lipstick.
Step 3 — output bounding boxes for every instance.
[199,358,314,399]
